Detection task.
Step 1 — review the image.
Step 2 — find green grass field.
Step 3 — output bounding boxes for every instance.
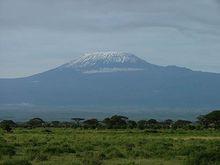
[0,128,220,165]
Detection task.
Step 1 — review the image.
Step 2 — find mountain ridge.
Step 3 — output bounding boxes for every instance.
[0,51,220,111]
[1,51,215,80]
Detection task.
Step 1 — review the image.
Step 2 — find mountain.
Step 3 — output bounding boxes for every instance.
[1,51,220,111]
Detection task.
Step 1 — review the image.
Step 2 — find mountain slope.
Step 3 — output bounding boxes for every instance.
[0,51,220,109]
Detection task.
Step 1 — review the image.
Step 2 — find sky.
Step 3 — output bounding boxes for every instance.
[1,0,220,78]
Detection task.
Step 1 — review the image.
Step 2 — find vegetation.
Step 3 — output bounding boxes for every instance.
[0,120,16,133]
[0,110,219,165]
[197,110,220,129]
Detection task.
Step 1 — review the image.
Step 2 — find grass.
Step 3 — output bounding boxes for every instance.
[0,128,219,165]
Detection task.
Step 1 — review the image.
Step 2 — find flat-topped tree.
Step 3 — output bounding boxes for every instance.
[103,115,128,129]
[83,119,99,129]
[71,118,84,127]
[27,118,45,128]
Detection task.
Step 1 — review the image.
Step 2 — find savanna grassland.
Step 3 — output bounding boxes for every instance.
[0,128,220,165]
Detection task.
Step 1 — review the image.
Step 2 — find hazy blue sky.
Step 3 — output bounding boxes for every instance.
[1,0,220,78]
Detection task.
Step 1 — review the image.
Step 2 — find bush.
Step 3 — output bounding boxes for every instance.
[43,144,76,155]
[125,143,135,152]
[2,158,31,165]
[186,151,220,165]
[0,144,16,156]
[132,149,150,158]
[35,153,49,161]
[103,115,128,129]
[42,129,52,134]
[82,156,103,165]
[137,120,147,130]
[180,145,206,156]
[80,151,103,165]
[26,147,48,161]
[83,119,100,129]
[106,147,125,158]
[0,120,16,132]
[127,120,137,129]
[197,110,220,128]
[27,118,45,128]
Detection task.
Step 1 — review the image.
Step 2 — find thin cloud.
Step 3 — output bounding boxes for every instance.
[0,0,220,77]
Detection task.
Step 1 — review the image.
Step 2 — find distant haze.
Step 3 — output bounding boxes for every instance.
[1,52,220,120]
[1,0,220,78]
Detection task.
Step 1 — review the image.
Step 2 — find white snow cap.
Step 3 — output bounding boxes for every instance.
[60,51,156,74]
[65,51,147,68]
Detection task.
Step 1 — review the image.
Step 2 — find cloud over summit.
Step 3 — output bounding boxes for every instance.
[1,0,220,77]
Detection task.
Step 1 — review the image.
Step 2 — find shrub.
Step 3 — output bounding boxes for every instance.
[102,115,128,129]
[43,144,75,155]
[132,149,150,158]
[35,153,49,161]
[179,145,206,156]
[83,119,100,129]
[81,151,103,165]
[127,120,137,129]
[0,144,16,156]
[137,120,147,130]
[42,129,52,134]
[2,158,31,165]
[50,121,61,127]
[197,110,220,128]
[125,143,135,151]
[106,147,125,158]
[26,147,49,161]
[27,118,45,128]
[186,150,220,165]
[0,120,16,133]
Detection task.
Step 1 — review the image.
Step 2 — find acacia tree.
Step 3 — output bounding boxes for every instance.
[27,118,45,128]
[173,120,192,129]
[0,120,16,132]
[127,120,137,129]
[197,110,220,128]
[51,121,61,127]
[146,119,159,129]
[161,119,174,129]
[103,115,128,129]
[137,120,147,130]
[71,118,84,127]
[83,119,100,129]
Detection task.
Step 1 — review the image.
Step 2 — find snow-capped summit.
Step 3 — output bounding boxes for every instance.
[2,51,220,111]
[61,51,153,73]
